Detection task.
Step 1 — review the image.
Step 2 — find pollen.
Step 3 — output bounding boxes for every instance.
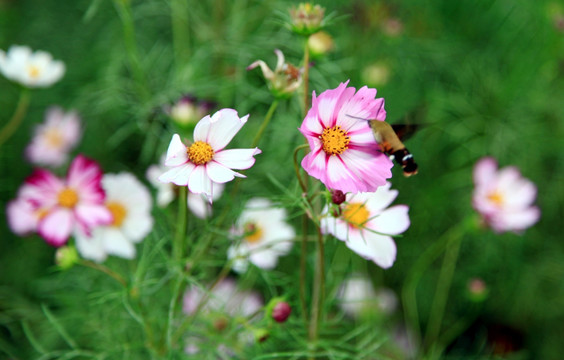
[28,65,40,78]
[107,201,127,227]
[58,188,79,208]
[244,222,263,244]
[187,141,214,165]
[44,129,64,149]
[343,202,370,228]
[487,191,505,207]
[320,125,350,156]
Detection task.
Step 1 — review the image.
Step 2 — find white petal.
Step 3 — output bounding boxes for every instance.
[370,205,410,235]
[346,231,397,269]
[75,230,108,262]
[207,109,247,150]
[102,228,136,259]
[473,157,498,186]
[193,115,212,142]
[188,192,211,219]
[158,162,195,186]
[206,161,238,183]
[249,248,278,270]
[188,165,212,196]
[122,213,154,242]
[213,148,261,170]
[363,183,399,213]
[164,134,189,166]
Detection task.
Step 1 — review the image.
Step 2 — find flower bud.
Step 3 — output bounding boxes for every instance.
[308,31,334,57]
[362,62,391,88]
[247,50,302,99]
[467,278,488,302]
[55,245,79,270]
[331,189,346,205]
[254,328,270,343]
[272,301,292,323]
[166,95,216,129]
[289,3,326,36]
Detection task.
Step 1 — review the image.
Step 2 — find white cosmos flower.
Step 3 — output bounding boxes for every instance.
[0,45,65,88]
[321,182,410,269]
[337,274,398,318]
[227,198,295,273]
[25,106,81,167]
[75,173,153,262]
[158,108,261,200]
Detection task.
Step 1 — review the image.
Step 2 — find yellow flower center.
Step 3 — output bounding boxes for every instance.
[36,208,49,220]
[244,222,263,244]
[58,188,79,208]
[320,125,350,156]
[107,201,127,227]
[28,65,40,78]
[44,128,64,148]
[187,141,214,165]
[487,191,505,207]
[343,202,370,228]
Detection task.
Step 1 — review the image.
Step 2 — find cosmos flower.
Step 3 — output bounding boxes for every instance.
[75,173,153,262]
[227,198,295,273]
[158,108,261,200]
[0,45,65,88]
[7,155,112,246]
[472,157,540,233]
[247,49,302,98]
[337,274,398,318]
[299,81,393,193]
[321,182,409,269]
[165,94,216,127]
[25,106,81,167]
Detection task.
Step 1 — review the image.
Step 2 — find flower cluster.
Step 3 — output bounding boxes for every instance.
[0,45,65,88]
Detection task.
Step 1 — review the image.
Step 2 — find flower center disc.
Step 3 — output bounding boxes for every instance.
[107,201,127,227]
[28,65,40,78]
[487,191,505,207]
[187,141,214,165]
[320,125,350,156]
[343,202,370,228]
[44,129,64,148]
[244,222,263,244]
[58,188,79,208]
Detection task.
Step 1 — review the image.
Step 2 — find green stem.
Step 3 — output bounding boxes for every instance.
[251,99,279,148]
[174,186,188,262]
[308,226,325,351]
[302,36,311,117]
[79,259,127,287]
[423,230,463,354]
[293,144,309,193]
[170,0,190,69]
[0,89,31,149]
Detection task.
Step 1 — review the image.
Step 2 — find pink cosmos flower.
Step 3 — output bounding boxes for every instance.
[472,157,540,233]
[321,182,410,269]
[158,108,261,200]
[26,106,81,167]
[299,81,393,193]
[7,155,112,246]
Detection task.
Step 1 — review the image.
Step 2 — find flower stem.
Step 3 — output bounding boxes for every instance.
[251,99,279,148]
[302,36,311,117]
[0,89,30,149]
[308,226,325,351]
[174,186,188,262]
[293,144,310,193]
[170,0,190,69]
[79,259,127,287]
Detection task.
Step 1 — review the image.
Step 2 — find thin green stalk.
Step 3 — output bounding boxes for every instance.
[79,259,127,287]
[174,186,188,262]
[0,89,30,148]
[170,0,190,69]
[308,226,325,351]
[293,144,309,193]
[251,99,279,148]
[302,36,311,116]
[423,231,463,353]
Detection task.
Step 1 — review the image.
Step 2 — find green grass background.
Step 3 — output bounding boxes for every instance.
[1,0,563,358]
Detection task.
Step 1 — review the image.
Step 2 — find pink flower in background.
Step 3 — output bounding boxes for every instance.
[158,108,261,200]
[7,155,112,246]
[321,182,410,269]
[26,106,81,167]
[0,45,65,88]
[299,81,393,193]
[472,157,540,233]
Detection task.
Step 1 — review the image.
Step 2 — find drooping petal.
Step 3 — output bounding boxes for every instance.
[213,148,261,170]
[38,208,74,247]
[164,134,189,166]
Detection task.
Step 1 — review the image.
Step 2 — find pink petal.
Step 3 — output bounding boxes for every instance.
[66,155,106,203]
[6,198,39,235]
[74,204,112,236]
[206,109,247,150]
[315,81,351,128]
[473,157,498,186]
[188,165,213,196]
[38,208,73,247]
[158,162,196,186]
[346,232,397,269]
[491,206,540,233]
[22,169,64,205]
[369,205,410,235]
[164,134,189,167]
[213,148,261,170]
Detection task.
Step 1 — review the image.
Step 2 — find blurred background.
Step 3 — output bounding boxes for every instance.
[1,0,563,359]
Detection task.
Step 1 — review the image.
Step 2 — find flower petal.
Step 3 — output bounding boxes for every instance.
[206,109,248,150]
[38,208,73,247]
[164,134,189,166]
[205,161,239,183]
[75,231,108,262]
[188,165,212,196]
[369,205,410,235]
[473,157,498,186]
[159,162,196,186]
[213,148,261,170]
[102,227,136,259]
[346,232,397,269]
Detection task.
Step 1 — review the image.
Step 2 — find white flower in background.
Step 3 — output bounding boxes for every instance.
[321,182,410,269]
[337,274,398,318]
[0,45,65,88]
[227,198,295,273]
[75,173,153,262]
[147,156,224,218]
[25,106,81,167]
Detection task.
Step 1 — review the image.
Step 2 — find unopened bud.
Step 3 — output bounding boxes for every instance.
[254,328,270,343]
[331,189,346,205]
[55,245,78,270]
[467,278,488,302]
[272,301,292,323]
[289,3,326,36]
[308,31,334,57]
